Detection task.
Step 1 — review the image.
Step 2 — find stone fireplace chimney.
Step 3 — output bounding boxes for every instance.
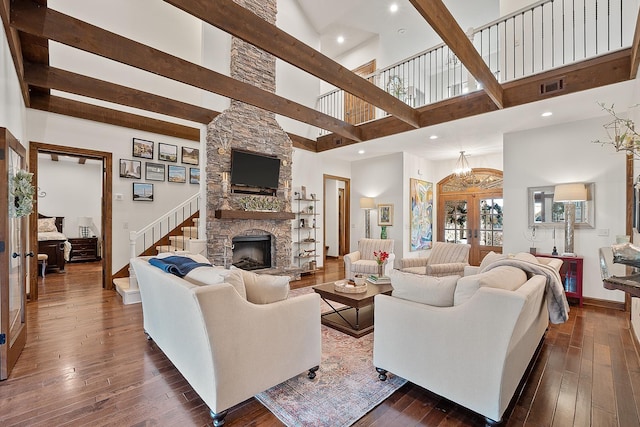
[205,0,293,269]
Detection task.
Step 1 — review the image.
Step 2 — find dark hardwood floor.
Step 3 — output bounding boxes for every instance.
[1,258,639,426]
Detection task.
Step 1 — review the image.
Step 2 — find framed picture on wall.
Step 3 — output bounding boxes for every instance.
[132,138,154,159]
[133,182,154,202]
[119,159,141,179]
[410,178,433,251]
[145,162,165,181]
[378,204,393,226]
[158,143,178,162]
[182,147,199,165]
[168,165,186,183]
[189,168,200,185]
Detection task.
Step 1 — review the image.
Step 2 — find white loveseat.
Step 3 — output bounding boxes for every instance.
[374,253,566,425]
[131,256,322,426]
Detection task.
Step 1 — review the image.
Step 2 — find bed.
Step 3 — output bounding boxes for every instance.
[37,214,71,272]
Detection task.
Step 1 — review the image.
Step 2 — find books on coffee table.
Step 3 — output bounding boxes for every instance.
[366,275,391,284]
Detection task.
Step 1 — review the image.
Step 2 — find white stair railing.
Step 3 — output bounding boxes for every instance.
[127,193,200,290]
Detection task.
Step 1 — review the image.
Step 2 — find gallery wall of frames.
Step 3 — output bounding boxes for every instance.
[119,137,200,202]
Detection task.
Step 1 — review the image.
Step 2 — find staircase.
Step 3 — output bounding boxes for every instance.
[114,194,202,304]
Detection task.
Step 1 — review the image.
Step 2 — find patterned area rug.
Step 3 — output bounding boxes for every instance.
[255,287,406,427]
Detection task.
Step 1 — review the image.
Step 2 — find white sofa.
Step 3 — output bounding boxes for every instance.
[131,256,322,426]
[374,253,566,425]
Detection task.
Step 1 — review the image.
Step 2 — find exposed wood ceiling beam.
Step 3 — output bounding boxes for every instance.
[10,1,362,142]
[630,7,640,78]
[30,93,201,141]
[408,0,504,109]
[0,0,30,105]
[163,0,421,129]
[24,63,218,124]
[23,63,317,151]
[317,49,630,151]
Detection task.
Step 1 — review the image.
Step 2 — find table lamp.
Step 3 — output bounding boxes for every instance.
[78,216,93,238]
[553,183,586,256]
[360,197,376,238]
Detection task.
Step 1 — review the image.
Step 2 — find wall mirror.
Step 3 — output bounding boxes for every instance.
[527,182,595,228]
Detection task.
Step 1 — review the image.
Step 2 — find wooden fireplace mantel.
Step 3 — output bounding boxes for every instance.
[214,210,295,220]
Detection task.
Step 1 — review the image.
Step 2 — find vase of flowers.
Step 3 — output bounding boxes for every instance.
[374,250,389,277]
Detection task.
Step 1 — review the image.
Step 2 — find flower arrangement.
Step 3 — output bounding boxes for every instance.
[374,250,389,265]
[10,169,35,218]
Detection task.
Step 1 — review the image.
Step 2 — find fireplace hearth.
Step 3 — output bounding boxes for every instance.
[232,235,272,271]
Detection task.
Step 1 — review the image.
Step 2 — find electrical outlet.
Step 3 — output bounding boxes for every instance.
[115,193,124,201]
[597,229,609,237]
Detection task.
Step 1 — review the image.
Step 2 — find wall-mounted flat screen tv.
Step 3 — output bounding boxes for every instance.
[230,149,281,190]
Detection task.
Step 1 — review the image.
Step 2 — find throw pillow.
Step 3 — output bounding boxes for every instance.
[38,217,57,232]
[454,266,528,305]
[236,268,290,304]
[478,251,507,272]
[388,269,459,307]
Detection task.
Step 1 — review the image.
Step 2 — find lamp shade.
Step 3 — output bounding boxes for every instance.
[360,197,376,210]
[553,183,587,202]
[78,216,93,227]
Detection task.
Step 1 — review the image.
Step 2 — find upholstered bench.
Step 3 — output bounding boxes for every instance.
[37,253,48,277]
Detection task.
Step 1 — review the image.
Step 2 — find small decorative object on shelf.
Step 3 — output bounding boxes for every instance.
[238,195,283,212]
[293,188,319,274]
[366,274,391,284]
[380,225,387,239]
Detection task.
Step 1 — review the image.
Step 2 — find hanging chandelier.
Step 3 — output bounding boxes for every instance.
[453,151,471,176]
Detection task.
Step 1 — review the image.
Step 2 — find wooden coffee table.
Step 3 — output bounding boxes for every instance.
[312,281,393,338]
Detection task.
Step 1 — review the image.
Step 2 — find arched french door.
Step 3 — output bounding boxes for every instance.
[437,168,503,266]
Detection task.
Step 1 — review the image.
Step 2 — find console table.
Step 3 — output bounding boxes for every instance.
[537,253,583,306]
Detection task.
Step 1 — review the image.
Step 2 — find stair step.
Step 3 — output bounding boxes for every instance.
[114,278,141,305]
[156,245,181,253]
[169,235,191,249]
[180,226,198,238]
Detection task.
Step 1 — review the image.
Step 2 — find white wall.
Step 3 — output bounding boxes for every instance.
[38,158,103,239]
[276,0,323,139]
[0,24,26,145]
[27,110,201,273]
[504,117,626,303]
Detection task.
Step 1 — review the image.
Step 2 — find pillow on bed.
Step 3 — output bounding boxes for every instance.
[38,218,57,232]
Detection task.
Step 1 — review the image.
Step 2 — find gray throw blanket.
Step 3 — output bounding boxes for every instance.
[482,258,570,324]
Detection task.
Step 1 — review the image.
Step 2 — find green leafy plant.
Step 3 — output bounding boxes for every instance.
[10,169,35,218]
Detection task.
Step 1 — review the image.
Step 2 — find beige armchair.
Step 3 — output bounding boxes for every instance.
[401,242,470,277]
[344,238,395,280]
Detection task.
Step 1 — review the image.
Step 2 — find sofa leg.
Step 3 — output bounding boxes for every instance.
[376,367,388,381]
[484,416,502,426]
[308,365,319,379]
[210,409,227,426]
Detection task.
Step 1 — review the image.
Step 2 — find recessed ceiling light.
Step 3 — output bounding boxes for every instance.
[358,149,365,154]
[390,3,399,13]
[541,111,553,117]
[337,35,345,44]
[429,135,438,140]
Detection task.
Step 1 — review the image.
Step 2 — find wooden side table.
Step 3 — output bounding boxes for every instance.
[537,253,583,306]
[68,237,100,262]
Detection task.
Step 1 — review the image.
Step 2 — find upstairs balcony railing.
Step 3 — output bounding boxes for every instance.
[316,0,637,135]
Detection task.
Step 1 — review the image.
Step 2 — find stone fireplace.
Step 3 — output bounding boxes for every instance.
[232,233,272,270]
[205,0,293,269]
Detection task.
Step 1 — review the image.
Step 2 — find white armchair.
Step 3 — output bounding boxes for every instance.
[344,238,395,280]
[401,242,470,277]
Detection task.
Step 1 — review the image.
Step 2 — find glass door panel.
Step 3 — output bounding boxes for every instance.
[443,200,468,244]
[1,128,27,380]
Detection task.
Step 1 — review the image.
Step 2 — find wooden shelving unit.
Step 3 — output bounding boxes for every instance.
[294,193,319,275]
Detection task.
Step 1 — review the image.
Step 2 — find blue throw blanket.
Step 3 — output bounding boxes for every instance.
[149,256,212,277]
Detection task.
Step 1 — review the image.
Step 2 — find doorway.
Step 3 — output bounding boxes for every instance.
[344,60,376,125]
[28,143,113,300]
[437,169,503,266]
[323,175,350,259]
